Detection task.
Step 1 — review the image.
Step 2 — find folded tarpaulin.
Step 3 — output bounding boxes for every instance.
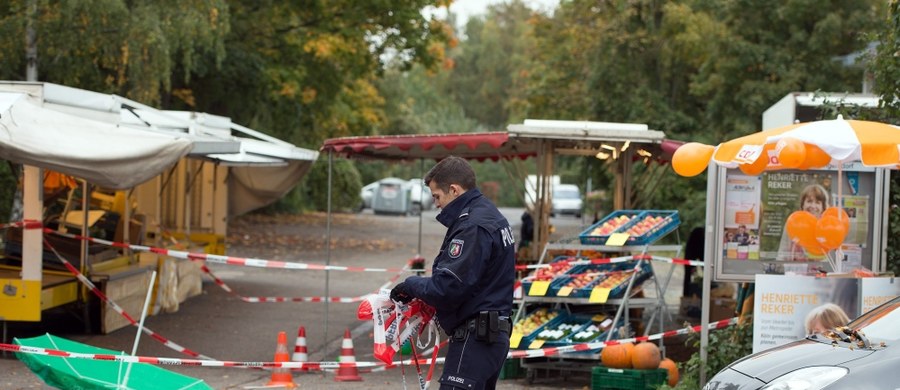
[0,92,192,189]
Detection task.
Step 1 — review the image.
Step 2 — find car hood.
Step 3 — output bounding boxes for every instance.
[727,339,874,382]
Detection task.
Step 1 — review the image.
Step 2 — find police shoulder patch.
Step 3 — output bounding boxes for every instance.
[448,238,464,258]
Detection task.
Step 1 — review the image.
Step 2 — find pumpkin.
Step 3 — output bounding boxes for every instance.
[659,358,679,386]
[600,342,634,368]
[631,342,661,369]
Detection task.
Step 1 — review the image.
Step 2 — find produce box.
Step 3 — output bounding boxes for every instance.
[510,308,562,349]
[591,366,668,390]
[531,314,592,346]
[567,313,617,344]
[550,261,652,299]
[578,210,642,245]
[579,210,680,246]
[522,256,580,296]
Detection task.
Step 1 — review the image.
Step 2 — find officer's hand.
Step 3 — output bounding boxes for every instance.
[390,282,413,304]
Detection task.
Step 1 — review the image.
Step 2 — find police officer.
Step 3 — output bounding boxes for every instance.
[391,156,516,390]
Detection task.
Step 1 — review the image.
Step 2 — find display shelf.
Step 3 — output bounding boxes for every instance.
[513,210,683,380]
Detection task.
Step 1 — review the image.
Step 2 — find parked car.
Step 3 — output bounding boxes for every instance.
[704,295,900,389]
[551,184,583,218]
[358,178,433,215]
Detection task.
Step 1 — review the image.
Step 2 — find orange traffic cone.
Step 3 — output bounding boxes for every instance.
[267,331,297,389]
[292,326,309,371]
[334,328,363,382]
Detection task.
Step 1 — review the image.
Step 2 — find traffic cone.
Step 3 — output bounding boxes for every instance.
[266,331,297,389]
[334,328,363,381]
[292,326,309,371]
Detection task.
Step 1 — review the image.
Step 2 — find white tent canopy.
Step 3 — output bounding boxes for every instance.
[0,81,319,214]
[0,92,192,189]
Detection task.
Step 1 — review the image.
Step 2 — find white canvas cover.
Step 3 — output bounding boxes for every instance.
[0,92,192,189]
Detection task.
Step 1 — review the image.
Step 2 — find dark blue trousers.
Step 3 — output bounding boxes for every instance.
[438,330,510,390]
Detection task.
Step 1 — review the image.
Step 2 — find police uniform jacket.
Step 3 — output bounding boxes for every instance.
[403,188,516,333]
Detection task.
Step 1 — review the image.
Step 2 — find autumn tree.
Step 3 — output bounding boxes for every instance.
[0,0,229,104]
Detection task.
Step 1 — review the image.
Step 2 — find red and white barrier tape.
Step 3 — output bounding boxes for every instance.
[200,262,407,303]
[1,317,739,368]
[42,227,405,273]
[42,239,214,360]
[515,254,704,271]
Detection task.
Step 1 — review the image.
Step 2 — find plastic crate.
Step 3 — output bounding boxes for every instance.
[579,210,679,246]
[566,314,619,345]
[531,314,592,346]
[550,262,652,299]
[591,366,668,390]
[521,256,581,297]
[511,308,563,349]
[578,210,642,245]
[620,210,680,246]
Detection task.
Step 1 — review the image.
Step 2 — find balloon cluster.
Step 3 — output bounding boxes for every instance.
[671,137,833,177]
[785,207,850,254]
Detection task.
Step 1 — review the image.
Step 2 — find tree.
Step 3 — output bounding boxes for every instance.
[0,0,230,104]
[178,0,452,149]
[871,0,900,276]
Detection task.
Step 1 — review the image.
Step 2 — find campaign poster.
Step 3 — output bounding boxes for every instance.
[759,171,834,262]
[859,277,900,314]
[753,275,859,353]
[722,174,762,260]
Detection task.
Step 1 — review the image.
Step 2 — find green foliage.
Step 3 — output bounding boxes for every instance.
[300,159,362,213]
[871,1,900,277]
[0,0,229,104]
[0,163,17,220]
[180,0,451,150]
[659,320,754,390]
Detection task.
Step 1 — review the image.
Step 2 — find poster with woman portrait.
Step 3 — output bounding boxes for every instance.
[759,171,833,262]
[715,164,882,281]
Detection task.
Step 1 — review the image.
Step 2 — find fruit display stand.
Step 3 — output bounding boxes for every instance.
[512,210,682,383]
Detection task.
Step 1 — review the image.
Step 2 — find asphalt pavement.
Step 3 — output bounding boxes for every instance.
[1,207,682,389]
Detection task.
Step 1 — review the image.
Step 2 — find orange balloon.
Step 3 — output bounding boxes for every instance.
[776,138,807,168]
[739,153,769,175]
[801,144,832,169]
[672,142,714,177]
[822,207,850,232]
[785,211,818,246]
[815,215,848,250]
[801,242,827,256]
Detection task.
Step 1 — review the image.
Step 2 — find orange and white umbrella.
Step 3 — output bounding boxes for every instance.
[672,116,900,177]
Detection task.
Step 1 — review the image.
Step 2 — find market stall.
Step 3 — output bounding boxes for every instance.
[672,114,900,382]
[0,81,318,333]
[321,121,683,384]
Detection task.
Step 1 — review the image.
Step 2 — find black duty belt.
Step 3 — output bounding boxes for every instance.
[452,313,511,342]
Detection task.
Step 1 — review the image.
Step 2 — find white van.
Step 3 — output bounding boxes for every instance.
[551,184,583,218]
[524,175,583,218]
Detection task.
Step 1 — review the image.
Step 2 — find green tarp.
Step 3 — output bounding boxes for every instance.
[14,334,212,390]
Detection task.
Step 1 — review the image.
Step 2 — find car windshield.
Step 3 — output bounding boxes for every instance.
[554,189,580,199]
[847,298,900,343]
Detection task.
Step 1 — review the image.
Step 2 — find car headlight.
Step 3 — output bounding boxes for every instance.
[760,366,848,390]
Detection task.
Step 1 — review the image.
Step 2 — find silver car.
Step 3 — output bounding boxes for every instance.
[704,295,900,389]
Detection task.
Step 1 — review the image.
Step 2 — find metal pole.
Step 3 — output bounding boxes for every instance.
[417,159,424,256]
[700,164,719,385]
[324,152,333,344]
[26,0,37,81]
[121,271,157,389]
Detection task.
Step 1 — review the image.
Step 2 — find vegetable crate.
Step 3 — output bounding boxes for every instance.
[591,366,668,390]
[549,261,653,299]
[521,256,581,296]
[579,210,680,246]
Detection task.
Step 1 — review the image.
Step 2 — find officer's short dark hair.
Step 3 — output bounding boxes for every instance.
[424,156,476,192]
